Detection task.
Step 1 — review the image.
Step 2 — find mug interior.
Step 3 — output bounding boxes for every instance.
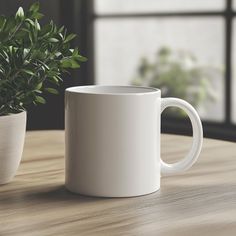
[66,85,160,95]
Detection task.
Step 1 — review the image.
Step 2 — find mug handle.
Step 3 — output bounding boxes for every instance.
[160,98,203,175]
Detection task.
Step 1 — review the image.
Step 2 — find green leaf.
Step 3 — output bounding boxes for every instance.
[25,18,34,26]
[76,55,87,62]
[0,16,6,30]
[29,30,33,43]
[45,88,58,94]
[54,75,63,82]
[48,76,59,85]
[58,26,64,33]
[70,60,80,68]
[15,7,24,20]
[60,59,71,68]
[35,96,46,104]
[37,60,50,70]
[34,90,42,94]
[29,2,40,12]
[21,69,35,76]
[49,38,59,43]
[33,12,44,20]
[71,61,80,69]
[64,34,76,43]
[72,48,78,56]
[55,52,61,57]
[35,19,40,30]
[35,82,42,90]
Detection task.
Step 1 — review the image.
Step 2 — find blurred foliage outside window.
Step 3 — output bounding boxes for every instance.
[132,47,221,117]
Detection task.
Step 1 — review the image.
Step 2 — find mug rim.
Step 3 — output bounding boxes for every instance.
[66,85,160,96]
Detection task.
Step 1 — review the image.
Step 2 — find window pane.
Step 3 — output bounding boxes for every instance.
[95,18,225,121]
[233,0,236,11]
[95,0,225,14]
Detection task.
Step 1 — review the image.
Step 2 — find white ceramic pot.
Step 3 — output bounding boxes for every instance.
[0,111,26,184]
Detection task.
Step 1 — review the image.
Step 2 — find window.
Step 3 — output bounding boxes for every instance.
[86,0,236,141]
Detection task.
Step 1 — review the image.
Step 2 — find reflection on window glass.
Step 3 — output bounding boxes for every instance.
[95,0,225,14]
[95,18,224,121]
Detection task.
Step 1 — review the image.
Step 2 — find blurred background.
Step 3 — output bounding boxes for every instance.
[1,0,236,141]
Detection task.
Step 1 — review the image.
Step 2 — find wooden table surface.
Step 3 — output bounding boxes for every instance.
[0,131,236,236]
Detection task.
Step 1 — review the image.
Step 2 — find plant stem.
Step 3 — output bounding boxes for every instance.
[8,21,24,41]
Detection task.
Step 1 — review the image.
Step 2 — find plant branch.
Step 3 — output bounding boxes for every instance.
[8,21,24,41]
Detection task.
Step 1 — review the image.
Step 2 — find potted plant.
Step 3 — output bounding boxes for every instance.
[0,3,86,184]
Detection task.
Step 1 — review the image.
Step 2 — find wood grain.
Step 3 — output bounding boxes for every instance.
[0,131,236,236]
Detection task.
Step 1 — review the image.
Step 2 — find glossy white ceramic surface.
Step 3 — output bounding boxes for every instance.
[65,86,203,197]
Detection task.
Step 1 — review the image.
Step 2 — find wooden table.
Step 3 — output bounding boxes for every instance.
[0,131,236,236]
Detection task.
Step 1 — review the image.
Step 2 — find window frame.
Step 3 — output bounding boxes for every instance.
[79,0,236,141]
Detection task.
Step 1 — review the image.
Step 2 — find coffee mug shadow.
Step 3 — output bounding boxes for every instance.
[26,185,109,204]
[16,185,118,205]
[25,184,163,203]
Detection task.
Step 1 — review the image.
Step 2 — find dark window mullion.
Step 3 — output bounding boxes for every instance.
[225,0,232,124]
[93,11,226,19]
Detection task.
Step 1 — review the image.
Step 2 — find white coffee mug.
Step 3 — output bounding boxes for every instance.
[65,85,203,197]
